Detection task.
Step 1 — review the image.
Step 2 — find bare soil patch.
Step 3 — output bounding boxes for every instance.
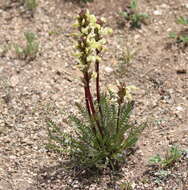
[0,0,187,189]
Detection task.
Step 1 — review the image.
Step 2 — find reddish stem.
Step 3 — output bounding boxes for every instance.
[84,72,104,137]
[84,85,97,135]
[95,51,103,119]
[116,104,121,134]
[84,86,91,117]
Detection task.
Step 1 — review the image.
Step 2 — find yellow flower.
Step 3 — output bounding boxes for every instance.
[87,38,102,50]
[72,21,79,28]
[73,51,82,58]
[87,14,97,24]
[100,28,113,35]
[77,64,87,71]
[98,39,106,45]
[91,71,97,79]
[125,85,139,100]
[87,55,96,63]
[81,27,90,34]
[107,84,118,94]
[100,17,106,23]
[107,83,138,101]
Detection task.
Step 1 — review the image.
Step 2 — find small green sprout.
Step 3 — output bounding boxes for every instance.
[169,16,188,45]
[116,43,137,76]
[169,32,177,39]
[169,31,188,44]
[149,146,183,168]
[14,32,39,61]
[149,154,162,165]
[177,16,188,25]
[119,44,137,65]
[162,146,182,168]
[130,0,137,9]
[120,0,149,28]
[24,0,37,16]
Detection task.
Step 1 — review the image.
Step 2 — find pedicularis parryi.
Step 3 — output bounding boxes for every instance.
[47,10,145,170]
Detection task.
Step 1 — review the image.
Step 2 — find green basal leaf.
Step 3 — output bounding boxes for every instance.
[130,0,137,9]
[169,32,177,39]
[120,11,129,19]
[180,35,188,43]
[149,154,162,164]
[139,13,149,18]
[177,16,188,25]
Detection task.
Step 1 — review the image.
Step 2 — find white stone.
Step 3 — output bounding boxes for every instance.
[184,4,188,8]
[0,67,3,73]
[134,34,140,40]
[104,66,113,73]
[176,106,184,111]
[153,10,162,15]
[161,4,169,8]
[10,75,19,87]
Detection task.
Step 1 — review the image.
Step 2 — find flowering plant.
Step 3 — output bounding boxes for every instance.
[47,10,145,170]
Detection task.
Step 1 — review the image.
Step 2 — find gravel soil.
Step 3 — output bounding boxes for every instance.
[0,0,187,189]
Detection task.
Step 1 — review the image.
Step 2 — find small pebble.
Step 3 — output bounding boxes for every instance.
[153,10,162,15]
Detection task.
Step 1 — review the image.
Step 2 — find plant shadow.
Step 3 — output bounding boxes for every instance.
[33,160,125,189]
[32,147,139,189]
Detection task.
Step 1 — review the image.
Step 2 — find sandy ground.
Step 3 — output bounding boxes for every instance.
[0,0,187,189]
